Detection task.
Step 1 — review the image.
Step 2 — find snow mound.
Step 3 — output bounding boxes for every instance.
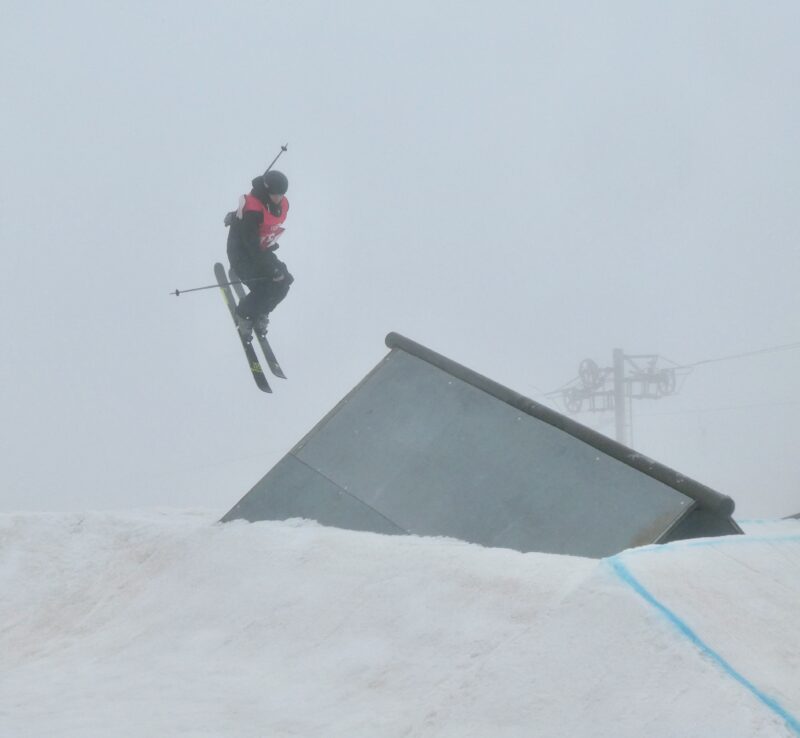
[1,510,798,737]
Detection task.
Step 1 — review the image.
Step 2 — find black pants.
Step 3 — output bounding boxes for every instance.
[231,260,294,319]
[235,269,293,319]
[226,229,293,319]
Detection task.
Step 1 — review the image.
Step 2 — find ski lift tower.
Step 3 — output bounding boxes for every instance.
[561,350,679,446]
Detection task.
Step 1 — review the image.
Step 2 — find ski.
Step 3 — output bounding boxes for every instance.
[228,267,287,379]
[214,262,272,393]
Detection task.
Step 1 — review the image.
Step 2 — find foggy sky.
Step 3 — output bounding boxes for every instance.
[2,1,799,519]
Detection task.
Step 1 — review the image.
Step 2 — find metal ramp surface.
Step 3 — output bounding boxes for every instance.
[222,333,741,557]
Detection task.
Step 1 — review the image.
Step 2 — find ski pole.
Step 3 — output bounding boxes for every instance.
[171,274,277,297]
[265,143,288,172]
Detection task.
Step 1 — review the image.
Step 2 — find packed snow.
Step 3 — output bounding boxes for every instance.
[1,510,798,737]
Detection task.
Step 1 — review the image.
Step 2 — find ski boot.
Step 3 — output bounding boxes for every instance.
[254,314,270,337]
[235,312,254,342]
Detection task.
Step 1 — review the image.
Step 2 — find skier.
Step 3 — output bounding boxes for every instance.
[225,169,293,341]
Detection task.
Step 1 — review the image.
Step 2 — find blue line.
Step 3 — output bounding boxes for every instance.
[737,519,800,526]
[736,519,784,525]
[609,558,800,736]
[622,533,800,557]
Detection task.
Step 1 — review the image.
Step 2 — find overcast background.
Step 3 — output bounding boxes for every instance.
[2,1,798,519]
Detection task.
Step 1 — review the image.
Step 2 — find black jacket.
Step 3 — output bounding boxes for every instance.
[226,177,286,281]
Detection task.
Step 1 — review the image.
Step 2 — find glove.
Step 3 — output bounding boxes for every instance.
[223,211,236,227]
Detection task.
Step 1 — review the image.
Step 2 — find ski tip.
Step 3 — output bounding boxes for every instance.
[254,374,273,393]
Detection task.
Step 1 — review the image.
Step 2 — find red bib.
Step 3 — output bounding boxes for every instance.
[238,194,289,250]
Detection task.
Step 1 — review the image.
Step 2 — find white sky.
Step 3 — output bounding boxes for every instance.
[2,1,799,518]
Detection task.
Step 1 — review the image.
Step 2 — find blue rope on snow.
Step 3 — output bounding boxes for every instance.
[609,557,800,736]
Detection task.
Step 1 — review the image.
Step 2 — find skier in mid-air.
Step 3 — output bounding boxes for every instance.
[225,169,293,341]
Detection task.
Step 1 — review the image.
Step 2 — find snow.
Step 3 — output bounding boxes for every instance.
[1,510,799,737]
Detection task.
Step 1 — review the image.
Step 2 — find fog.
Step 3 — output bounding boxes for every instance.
[2,1,798,518]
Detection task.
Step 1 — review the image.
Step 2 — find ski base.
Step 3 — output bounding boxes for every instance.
[228,268,287,379]
[214,262,271,393]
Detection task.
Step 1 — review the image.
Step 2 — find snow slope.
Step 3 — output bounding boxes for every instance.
[1,510,798,737]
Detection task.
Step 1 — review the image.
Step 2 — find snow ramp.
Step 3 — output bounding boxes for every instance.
[0,511,798,737]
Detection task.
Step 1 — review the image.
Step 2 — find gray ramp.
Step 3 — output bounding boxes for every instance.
[226,454,407,537]
[223,333,740,557]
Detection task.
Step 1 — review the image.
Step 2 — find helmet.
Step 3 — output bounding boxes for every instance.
[262,170,288,195]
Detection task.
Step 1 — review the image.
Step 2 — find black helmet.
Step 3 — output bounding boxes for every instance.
[262,170,288,195]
